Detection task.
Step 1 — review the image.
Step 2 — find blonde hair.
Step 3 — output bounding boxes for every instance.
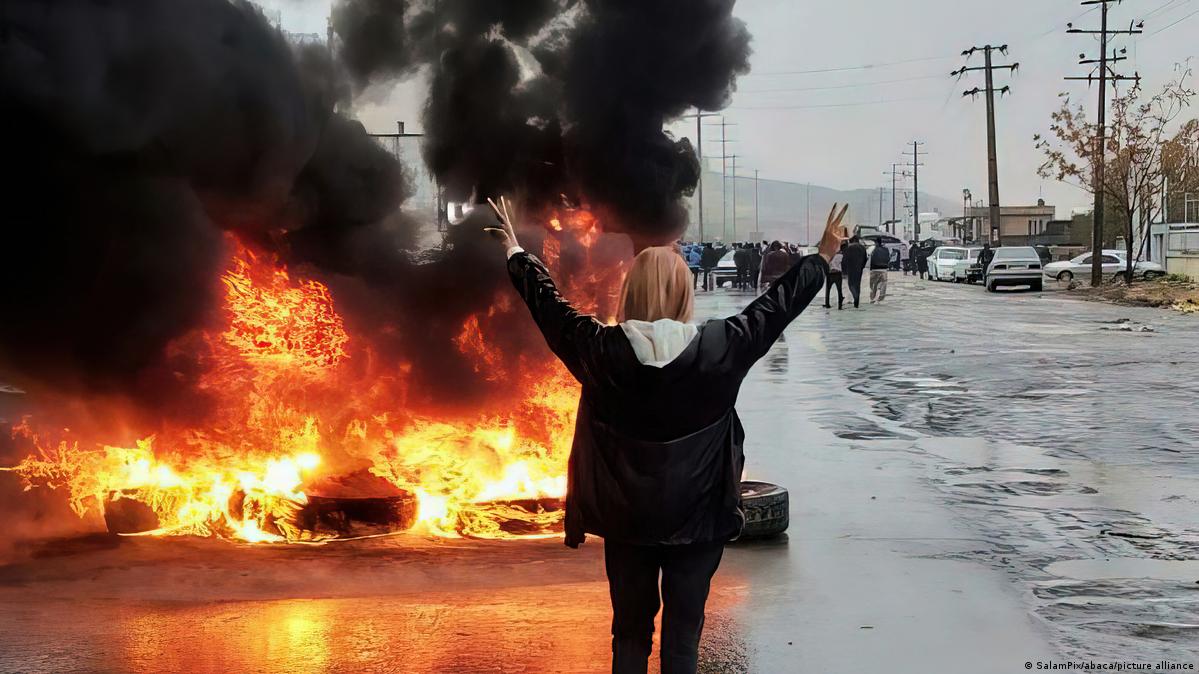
[617,246,695,323]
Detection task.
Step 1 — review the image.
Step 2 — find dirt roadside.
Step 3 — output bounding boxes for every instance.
[1066,277,1199,314]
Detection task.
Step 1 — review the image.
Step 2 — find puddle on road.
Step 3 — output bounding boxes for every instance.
[782,282,1199,662]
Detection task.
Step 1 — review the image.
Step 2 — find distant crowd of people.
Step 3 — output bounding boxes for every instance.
[679,236,948,310]
[679,240,813,293]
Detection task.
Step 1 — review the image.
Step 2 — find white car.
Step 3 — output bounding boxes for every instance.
[928,246,969,281]
[986,246,1044,292]
[953,247,983,283]
[1043,251,1166,282]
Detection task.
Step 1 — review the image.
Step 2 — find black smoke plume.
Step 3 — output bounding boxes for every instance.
[333,0,751,241]
[0,0,411,406]
[0,0,751,418]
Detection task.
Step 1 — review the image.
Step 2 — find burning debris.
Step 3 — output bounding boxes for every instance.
[0,0,751,543]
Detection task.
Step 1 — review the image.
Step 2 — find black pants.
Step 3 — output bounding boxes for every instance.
[734,266,748,289]
[701,267,714,290]
[824,271,843,308]
[846,269,863,307]
[605,540,725,674]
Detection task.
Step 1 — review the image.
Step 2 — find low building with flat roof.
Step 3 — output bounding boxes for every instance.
[966,200,1056,246]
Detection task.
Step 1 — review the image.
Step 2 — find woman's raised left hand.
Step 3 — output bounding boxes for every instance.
[485,195,520,254]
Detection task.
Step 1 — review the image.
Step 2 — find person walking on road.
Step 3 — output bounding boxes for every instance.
[759,241,791,289]
[869,240,890,303]
[732,244,750,290]
[699,243,721,291]
[824,241,845,310]
[977,243,995,285]
[906,241,919,275]
[916,245,929,280]
[842,235,867,308]
[748,243,762,290]
[485,196,849,674]
[686,244,702,289]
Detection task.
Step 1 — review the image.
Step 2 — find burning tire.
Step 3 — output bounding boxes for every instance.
[738,480,789,539]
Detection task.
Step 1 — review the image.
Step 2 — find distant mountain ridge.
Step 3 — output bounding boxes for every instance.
[682,168,959,243]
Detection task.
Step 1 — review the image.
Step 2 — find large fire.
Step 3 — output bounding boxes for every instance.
[4,212,621,544]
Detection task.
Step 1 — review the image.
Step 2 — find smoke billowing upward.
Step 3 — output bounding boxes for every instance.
[334,0,751,241]
[0,0,751,417]
[0,0,412,404]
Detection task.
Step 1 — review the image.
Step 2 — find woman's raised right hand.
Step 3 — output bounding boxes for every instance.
[485,195,520,253]
[818,203,849,262]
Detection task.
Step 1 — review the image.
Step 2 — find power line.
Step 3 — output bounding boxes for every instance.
[737,74,943,94]
[1146,4,1199,35]
[730,95,940,111]
[744,54,955,78]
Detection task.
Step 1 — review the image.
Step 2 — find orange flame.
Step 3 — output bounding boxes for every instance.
[4,230,615,543]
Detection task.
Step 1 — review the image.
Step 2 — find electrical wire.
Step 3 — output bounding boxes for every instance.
[736,74,944,94]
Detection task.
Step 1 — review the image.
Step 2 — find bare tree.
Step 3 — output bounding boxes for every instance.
[1035,65,1195,285]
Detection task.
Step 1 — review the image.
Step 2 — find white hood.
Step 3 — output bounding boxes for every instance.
[620,319,699,368]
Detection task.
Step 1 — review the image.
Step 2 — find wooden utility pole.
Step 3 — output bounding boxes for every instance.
[730,154,738,241]
[903,142,927,239]
[682,111,719,242]
[884,163,909,236]
[953,45,1019,246]
[754,169,760,237]
[709,119,737,242]
[1065,1,1142,286]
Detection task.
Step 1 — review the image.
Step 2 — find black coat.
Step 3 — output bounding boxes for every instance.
[842,242,867,277]
[507,251,828,547]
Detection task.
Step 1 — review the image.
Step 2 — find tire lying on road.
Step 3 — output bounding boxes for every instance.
[738,480,789,539]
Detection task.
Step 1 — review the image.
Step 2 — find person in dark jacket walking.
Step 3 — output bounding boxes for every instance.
[747,244,762,289]
[841,235,867,308]
[732,244,750,290]
[699,243,721,291]
[487,196,848,674]
[758,241,791,289]
[906,241,919,275]
[977,243,995,284]
[916,245,929,279]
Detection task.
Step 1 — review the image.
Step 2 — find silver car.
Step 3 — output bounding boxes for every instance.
[1042,250,1166,282]
[986,246,1044,292]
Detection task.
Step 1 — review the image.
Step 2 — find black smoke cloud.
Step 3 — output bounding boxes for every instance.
[0,0,751,417]
[333,0,751,241]
[0,0,410,404]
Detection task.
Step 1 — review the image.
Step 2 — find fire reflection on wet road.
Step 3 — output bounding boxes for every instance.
[1,273,1196,672]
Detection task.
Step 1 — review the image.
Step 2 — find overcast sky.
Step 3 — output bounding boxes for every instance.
[263,0,1198,219]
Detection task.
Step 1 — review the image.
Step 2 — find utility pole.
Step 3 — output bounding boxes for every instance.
[806,183,811,244]
[730,154,738,241]
[1066,1,1142,286]
[709,119,738,242]
[953,45,1019,246]
[682,111,719,242]
[903,142,927,239]
[878,186,884,227]
[884,163,909,236]
[754,169,760,238]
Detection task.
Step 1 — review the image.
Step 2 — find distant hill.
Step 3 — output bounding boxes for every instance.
[681,168,959,244]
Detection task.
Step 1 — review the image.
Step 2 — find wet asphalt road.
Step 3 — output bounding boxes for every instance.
[0,272,1196,673]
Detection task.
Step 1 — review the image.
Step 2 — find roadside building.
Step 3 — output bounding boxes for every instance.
[1149,222,1199,280]
[965,199,1056,246]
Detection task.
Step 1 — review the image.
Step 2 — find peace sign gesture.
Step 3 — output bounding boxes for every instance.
[818,203,850,262]
[485,195,520,252]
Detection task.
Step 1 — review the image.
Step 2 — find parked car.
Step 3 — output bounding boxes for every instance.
[1043,251,1166,282]
[986,246,1044,292]
[955,247,983,283]
[713,250,739,287]
[928,246,969,281]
